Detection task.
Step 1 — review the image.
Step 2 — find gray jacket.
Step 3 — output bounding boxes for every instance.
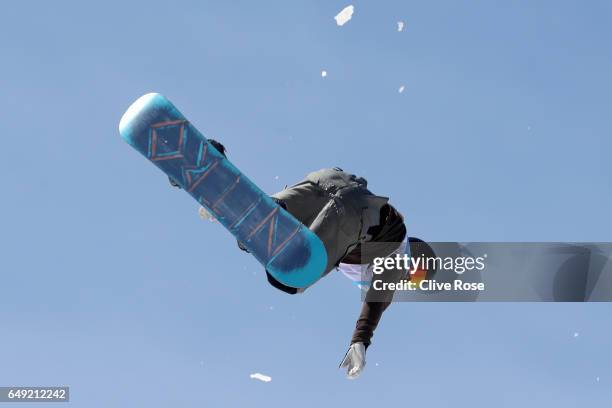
[272,167,389,276]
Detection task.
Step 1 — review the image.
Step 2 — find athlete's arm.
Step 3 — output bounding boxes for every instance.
[351,267,403,346]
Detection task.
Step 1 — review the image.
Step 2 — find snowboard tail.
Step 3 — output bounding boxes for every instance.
[119,93,327,288]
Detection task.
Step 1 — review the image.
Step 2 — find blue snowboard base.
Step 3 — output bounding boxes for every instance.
[119,93,327,288]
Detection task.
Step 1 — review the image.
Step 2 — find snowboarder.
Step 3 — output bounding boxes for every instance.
[171,140,435,379]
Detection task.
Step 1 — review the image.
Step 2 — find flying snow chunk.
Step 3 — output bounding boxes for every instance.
[573,332,579,338]
[397,21,405,32]
[321,70,328,78]
[250,373,272,383]
[334,5,354,26]
[398,85,405,93]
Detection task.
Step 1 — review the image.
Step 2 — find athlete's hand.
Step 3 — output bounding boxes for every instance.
[198,206,216,222]
[339,342,366,379]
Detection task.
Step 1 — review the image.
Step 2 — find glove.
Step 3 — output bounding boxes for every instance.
[339,342,366,379]
[198,206,216,222]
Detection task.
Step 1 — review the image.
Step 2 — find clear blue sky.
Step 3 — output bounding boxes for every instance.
[1,1,611,406]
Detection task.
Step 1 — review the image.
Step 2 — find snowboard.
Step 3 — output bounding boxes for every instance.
[119,93,327,288]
